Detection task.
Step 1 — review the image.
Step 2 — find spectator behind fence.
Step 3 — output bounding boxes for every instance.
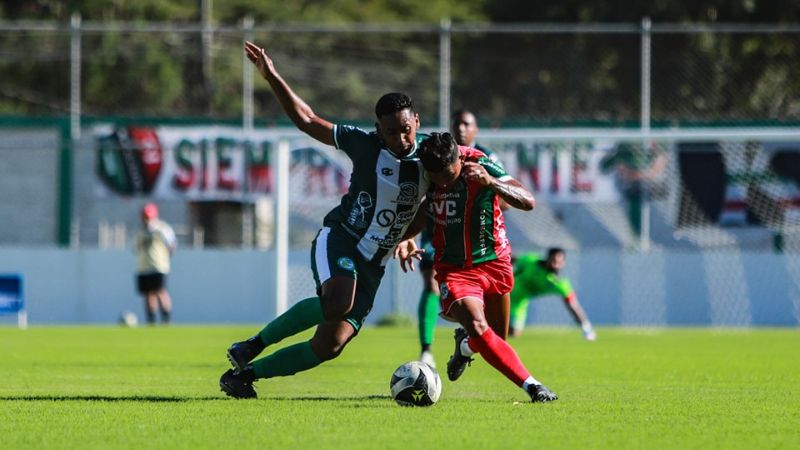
[600,142,667,242]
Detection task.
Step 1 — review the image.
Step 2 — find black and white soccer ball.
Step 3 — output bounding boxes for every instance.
[390,360,442,407]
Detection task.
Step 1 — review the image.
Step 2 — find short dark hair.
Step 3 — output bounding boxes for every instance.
[547,247,565,259]
[419,132,459,173]
[375,92,415,118]
[450,109,475,121]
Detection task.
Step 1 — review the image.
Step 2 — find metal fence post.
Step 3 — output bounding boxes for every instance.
[57,13,82,246]
[70,13,81,140]
[639,16,652,252]
[275,138,290,316]
[242,15,254,133]
[439,18,451,129]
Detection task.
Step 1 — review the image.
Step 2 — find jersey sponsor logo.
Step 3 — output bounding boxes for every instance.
[395,210,416,226]
[394,182,420,205]
[497,226,508,249]
[432,191,461,199]
[381,167,394,176]
[478,208,490,254]
[347,191,374,229]
[367,233,401,249]
[432,200,458,217]
[337,257,355,271]
[376,209,397,227]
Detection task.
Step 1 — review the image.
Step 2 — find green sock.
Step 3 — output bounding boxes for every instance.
[418,291,439,348]
[258,297,324,347]
[251,340,322,379]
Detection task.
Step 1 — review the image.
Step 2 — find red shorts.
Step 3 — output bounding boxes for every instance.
[434,258,515,320]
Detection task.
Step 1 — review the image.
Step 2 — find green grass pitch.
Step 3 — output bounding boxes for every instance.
[1,325,798,449]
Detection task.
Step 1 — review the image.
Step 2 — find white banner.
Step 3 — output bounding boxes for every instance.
[94,125,348,202]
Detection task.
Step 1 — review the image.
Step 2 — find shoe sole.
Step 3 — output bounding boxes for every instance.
[447,362,467,381]
[532,393,558,402]
[219,380,256,399]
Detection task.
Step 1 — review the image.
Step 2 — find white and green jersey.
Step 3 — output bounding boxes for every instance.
[324,124,430,265]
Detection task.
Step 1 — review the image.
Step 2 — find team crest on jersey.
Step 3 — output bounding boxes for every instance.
[395,182,420,205]
[337,257,355,271]
[439,282,450,300]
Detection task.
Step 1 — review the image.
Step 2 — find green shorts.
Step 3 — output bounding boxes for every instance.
[310,225,386,332]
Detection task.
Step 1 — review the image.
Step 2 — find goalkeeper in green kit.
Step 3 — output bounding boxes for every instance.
[509,248,596,340]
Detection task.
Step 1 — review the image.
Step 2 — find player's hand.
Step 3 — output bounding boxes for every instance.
[393,239,424,273]
[244,41,275,79]
[462,161,492,186]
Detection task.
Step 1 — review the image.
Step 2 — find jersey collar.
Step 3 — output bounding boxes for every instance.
[385,140,417,159]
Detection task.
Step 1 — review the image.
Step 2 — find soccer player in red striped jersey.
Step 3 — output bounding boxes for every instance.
[416,110,506,368]
[395,132,558,403]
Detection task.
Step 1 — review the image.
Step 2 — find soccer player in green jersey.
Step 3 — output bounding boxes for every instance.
[509,248,596,340]
[219,42,430,399]
[397,132,558,403]
[417,109,504,368]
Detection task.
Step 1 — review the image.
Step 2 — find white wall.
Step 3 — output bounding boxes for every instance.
[1,248,798,327]
[0,249,275,324]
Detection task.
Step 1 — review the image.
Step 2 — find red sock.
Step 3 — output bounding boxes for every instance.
[468,327,531,387]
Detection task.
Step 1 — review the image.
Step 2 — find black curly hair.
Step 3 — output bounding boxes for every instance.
[419,132,459,173]
[374,92,415,118]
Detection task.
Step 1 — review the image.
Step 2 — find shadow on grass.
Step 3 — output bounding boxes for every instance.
[0,395,221,402]
[0,394,391,404]
[268,395,388,402]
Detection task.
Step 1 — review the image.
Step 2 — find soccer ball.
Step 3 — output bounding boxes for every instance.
[390,361,442,407]
[118,310,138,327]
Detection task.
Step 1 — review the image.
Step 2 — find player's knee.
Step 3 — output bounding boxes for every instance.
[311,334,350,361]
[465,318,490,337]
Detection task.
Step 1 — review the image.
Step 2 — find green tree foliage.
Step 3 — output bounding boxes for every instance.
[0,0,798,124]
[484,0,800,22]
[463,0,800,124]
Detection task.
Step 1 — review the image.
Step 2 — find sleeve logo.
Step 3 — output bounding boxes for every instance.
[337,257,355,271]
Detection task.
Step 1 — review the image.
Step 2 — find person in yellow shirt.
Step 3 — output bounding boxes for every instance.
[135,203,177,325]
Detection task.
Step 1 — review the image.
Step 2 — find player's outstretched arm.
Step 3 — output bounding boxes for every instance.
[563,293,596,340]
[244,41,334,146]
